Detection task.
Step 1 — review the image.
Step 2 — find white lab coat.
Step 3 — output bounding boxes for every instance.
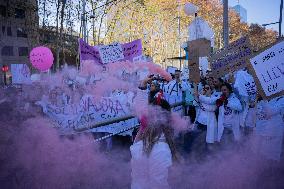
[196,95,219,143]
[233,70,257,127]
[217,94,242,142]
[254,97,284,161]
[130,135,172,189]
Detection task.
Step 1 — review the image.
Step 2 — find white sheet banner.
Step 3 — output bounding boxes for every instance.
[98,42,124,64]
[38,94,133,134]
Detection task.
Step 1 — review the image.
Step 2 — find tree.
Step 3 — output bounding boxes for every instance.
[248,24,277,52]
[37,0,278,69]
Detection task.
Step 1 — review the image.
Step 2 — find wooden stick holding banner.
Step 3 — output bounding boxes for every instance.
[248,39,284,100]
[210,36,253,78]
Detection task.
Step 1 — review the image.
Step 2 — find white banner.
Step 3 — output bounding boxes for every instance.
[38,94,134,135]
[250,41,284,97]
[11,64,31,84]
[98,42,124,64]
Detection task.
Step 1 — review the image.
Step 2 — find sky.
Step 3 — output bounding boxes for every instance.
[228,0,283,34]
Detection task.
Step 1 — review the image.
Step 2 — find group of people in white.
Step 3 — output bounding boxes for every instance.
[130,67,284,189]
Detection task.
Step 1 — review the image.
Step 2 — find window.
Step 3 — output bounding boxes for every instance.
[18,47,28,56]
[1,46,14,56]
[0,5,6,17]
[15,8,25,19]
[7,27,12,36]
[17,28,27,38]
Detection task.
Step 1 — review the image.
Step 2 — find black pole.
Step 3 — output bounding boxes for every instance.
[280,0,283,38]
[223,0,229,48]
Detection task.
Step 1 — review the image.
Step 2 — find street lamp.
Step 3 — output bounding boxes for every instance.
[262,21,281,38]
[262,22,280,27]
[263,0,284,38]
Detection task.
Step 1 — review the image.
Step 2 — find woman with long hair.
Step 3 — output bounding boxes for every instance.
[216,82,242,142]
[130,80,177,189]
[130,112,177,189]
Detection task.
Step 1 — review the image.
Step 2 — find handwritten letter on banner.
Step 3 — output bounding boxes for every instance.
[210,37,252,78]
[98,42,124,64]
[250,40,284,99]
[38,94,136,135]
[79,39,143,64]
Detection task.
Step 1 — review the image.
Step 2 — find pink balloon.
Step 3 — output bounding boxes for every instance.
[29,46,54,72]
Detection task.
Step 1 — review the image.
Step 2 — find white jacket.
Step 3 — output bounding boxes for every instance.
[196,95,219,143]
[130,136,172,189]
[255,96,284,137]
[217,93,242,142]
[254,96,284,161]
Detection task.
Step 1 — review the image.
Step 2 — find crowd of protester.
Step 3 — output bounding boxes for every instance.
[130,68,284,188]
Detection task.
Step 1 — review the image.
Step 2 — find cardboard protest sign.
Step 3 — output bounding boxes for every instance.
[11,64,31,84]
[249,40,284,99]
[98,42,124,64]
[187,38,210,83]
[188,38,211,57]
[210,36,252,78]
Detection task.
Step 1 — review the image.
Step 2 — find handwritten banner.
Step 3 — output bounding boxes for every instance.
[38,94,132,134]
[249,40,284,99]
[11,64,31,84]
[210,37,252,78]
[79,39,143,64]
[98,42,124,64]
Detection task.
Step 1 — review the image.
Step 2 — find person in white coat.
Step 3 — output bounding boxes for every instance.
[217,83,242,142]
[130,116,177,189]
[254,96,284,161]
[194,83,219,144]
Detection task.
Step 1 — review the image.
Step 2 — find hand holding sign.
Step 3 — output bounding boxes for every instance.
[29,46,54,72]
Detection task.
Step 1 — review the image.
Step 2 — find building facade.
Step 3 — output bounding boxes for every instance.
[232,4,247,23]
[0,0,39,84]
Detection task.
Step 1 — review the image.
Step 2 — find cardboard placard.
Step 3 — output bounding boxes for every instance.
[188,38,211,57]
[187,38,211,83]
[210,36,253,78]
[248,39,284,100]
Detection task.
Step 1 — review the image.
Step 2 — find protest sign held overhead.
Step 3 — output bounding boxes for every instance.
[187,38,211,83]
[79,39,143,64]
[210,37,252,78]
[249,40,284,99]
